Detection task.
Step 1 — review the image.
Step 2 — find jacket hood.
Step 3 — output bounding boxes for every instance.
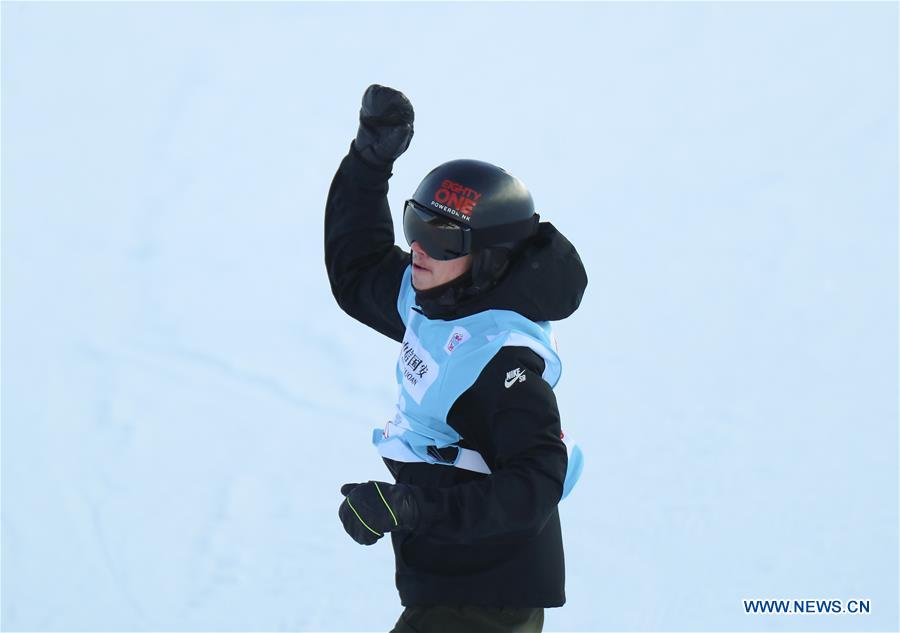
[414,222,588,322]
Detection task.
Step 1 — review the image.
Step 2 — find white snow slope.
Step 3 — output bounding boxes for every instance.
[2,2,897,632]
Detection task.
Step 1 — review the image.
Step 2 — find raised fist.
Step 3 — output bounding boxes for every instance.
[353,84,414,168]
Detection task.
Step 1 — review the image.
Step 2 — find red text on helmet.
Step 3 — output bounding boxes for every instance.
[434,179,482,217]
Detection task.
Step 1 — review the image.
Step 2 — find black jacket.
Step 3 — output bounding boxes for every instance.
[325,145,587,608]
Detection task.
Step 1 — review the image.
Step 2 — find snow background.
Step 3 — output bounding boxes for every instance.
[2,2,897,631]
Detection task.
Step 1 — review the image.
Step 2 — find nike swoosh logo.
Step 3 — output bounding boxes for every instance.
[504,368,526,388]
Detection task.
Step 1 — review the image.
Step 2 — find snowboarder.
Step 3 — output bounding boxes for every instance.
[325,84,587,633]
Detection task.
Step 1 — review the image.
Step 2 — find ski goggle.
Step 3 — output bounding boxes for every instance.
[402,200,473,260]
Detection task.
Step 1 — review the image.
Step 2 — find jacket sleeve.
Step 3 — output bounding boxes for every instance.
[324,142,410,342]
[409,346,568,544]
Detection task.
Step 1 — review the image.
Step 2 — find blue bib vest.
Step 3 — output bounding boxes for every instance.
[372,266,583,500]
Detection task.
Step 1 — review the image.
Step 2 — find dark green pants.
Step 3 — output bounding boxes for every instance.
[389,605,544,633]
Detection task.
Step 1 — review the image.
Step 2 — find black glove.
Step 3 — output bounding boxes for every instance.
[338,480,420,545]
[353,84,414,168]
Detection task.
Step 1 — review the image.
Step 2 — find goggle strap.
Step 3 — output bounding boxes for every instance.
[470,214,540,250]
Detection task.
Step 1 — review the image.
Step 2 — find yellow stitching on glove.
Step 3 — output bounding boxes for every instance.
[373,482,399,527]
[345,498,382,536]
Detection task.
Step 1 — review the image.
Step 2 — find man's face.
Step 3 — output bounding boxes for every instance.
[410,241,472,291]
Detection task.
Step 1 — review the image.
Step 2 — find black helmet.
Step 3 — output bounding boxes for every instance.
[403,159,539,277]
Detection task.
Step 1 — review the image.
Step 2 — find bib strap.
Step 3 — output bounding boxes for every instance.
[373,427,491,474]
[373,419,583,500]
